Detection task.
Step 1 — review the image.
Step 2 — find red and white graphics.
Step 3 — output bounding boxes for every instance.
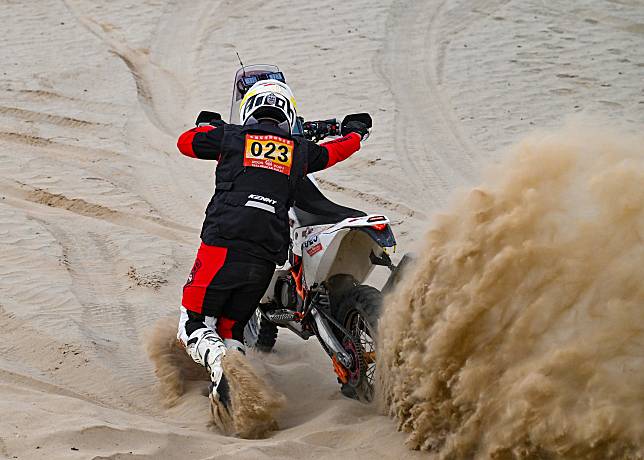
[303,235,323,257]
[306,242,323,257]
[243,134,294,175]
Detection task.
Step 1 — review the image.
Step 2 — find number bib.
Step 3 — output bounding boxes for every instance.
[243,134,294,175]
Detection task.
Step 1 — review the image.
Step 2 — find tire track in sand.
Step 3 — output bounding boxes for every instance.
[378,0,509,207]
[7,88,126,113]
[60,0,223,227]
[0,180,196,242]
[0,130,122,160]
[61,0,201,136]
[0,129,195,229]
[0,303,94,402]
[0,299,161,416]
[37,222,154,401]
[0,105,105,128]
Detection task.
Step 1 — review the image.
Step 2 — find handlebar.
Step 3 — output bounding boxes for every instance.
[301,113,372,142]
[301,118,340,142]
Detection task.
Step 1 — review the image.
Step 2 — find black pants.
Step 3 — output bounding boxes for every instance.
[181,243,275,342]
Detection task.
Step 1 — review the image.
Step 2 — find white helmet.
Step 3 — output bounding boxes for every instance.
[239,80,297,134]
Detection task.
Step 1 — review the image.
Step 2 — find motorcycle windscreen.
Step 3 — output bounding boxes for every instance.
[230,64,279,124]
[229,64,303,134]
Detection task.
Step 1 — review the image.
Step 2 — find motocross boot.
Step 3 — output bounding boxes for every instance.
[208,338,243,416]
[185,328,230,408]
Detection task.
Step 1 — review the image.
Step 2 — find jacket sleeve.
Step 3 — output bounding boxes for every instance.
[176,125,224,160]
[306,132,361,173]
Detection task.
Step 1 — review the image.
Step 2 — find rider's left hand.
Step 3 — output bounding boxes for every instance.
[342,120,370,141]
[196,111,223,127]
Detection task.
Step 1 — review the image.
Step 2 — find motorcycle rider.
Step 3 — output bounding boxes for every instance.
[175,78,371,412]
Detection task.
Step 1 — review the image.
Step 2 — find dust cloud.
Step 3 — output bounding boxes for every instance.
[146,318,284,439]
[146,317,208,407]
[217,350,285,439]
[377,122,644,459]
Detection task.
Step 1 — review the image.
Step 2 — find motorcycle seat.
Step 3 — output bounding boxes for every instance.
[293,176,366,227]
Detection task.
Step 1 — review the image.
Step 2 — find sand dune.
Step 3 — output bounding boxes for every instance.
[0,0,642,458]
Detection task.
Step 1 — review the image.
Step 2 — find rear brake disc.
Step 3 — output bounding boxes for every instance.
[342,335,366,387]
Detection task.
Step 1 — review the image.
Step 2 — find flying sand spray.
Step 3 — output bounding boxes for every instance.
[146,317,285,439]
[377,120,644,458]
[147,121,643,453]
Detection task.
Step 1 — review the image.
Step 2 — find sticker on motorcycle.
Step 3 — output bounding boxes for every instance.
[243,134,294,175]
[306,242,323,256]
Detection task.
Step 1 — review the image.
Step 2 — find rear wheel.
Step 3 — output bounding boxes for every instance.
[333,284,382,403]
[243,307,278,352]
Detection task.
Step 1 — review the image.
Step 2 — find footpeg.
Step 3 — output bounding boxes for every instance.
[265,309,300,324]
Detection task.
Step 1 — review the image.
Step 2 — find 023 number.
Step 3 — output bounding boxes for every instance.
[250,141,289,162]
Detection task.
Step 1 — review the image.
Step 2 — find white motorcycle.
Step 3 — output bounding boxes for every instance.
[234,64,412,402]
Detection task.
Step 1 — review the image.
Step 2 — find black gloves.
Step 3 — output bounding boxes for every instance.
[196,111,223,127]
[341,120,370,140]
[341,113,372,140]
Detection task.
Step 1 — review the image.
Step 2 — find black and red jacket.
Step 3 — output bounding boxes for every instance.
[177,121,361,264]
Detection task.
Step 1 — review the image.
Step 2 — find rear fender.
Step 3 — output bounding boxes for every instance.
[303,227,385,286]
[302,228,349,287]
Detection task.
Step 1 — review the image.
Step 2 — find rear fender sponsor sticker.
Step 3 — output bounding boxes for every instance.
[304,236,323,256]
[306,243,323,256]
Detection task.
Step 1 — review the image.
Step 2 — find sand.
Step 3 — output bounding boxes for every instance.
[378,123,644,457]
[0,0,642,458]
